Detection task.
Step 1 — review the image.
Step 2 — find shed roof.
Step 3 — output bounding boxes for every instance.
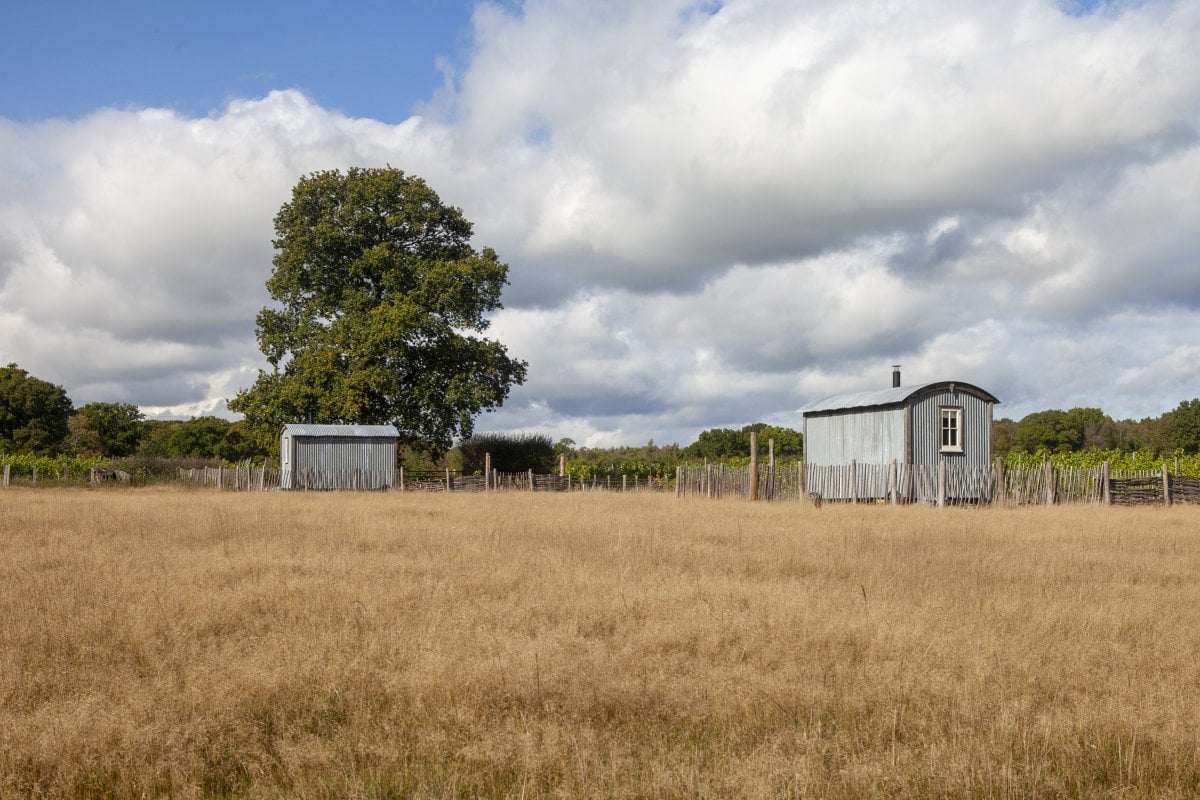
[802,381,999,415]
[281,424,400,438]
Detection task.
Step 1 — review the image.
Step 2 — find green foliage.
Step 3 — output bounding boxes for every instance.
[159,417,260,461]
[539,426,805,483]
[1013,409,1084,453]
[991,418,1019,453]
[683,423,803,460]
[563,440,684,482]
[564,458,679,482]
[1165,398,1200,454]
[684,427,743,459]
[137,420,178,457]
[0,363,73,455]
[997,403,1199,457]
[111,455,224,482]
[70,402,145,457]
[66,414,103,457]
[1000,447,1200,477]
[0,452,106,480]
[459,432,556,474]
[229,167,527,456]
[134,417,263,461]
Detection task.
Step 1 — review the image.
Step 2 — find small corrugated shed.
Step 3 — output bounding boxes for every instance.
[802,377,999,500]
[280,424,400,490]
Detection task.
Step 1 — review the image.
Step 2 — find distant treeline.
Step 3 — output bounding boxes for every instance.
[992,402,1200,457]
[0,363,259,462]
[6,363,1199,477]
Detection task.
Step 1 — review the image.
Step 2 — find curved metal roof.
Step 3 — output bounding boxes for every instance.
[281,424,400,438]
[802,381,999,415]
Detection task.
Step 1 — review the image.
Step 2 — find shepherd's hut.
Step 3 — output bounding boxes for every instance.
[280,424,400,490]
[802,367,999,502]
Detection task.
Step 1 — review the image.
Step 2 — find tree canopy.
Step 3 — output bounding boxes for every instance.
[0,363,73,455]
[459,432,556,474]
[70,402,144,457]
[683,424,803,460]
[229,167,527,455]
[1013,409,1085,453]
[1166,399,1200,454]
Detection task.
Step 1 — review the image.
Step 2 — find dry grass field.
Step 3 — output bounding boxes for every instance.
[1,488,1199,799]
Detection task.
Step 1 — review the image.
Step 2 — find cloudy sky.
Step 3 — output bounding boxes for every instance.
[2,0,1199,446]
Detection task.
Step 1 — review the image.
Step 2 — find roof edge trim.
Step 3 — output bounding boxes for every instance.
[802,381,1000,416]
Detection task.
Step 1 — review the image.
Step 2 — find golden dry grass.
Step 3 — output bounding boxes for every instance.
[1,487,1199,799]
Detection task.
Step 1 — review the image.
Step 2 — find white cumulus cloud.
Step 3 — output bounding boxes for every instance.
[2,0,1199,442]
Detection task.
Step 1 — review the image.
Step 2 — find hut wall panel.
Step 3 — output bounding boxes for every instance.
[804,408,905,468]
[909,390,993,468]
[288,436,397,490]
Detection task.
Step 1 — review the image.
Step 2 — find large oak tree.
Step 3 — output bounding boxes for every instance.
[229,168,527,455]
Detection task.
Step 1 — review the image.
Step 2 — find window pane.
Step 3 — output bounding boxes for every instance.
[941,409,959,449]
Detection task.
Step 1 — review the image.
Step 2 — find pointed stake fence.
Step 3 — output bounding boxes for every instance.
[674,459,1194,507]
[164,451,1196,507]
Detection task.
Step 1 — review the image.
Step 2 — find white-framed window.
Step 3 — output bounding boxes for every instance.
[940,407,964,453]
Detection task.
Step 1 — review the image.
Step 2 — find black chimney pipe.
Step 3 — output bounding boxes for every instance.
[892,365,901,388]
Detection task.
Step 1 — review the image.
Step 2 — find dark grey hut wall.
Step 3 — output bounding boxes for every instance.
[909,389,993,467]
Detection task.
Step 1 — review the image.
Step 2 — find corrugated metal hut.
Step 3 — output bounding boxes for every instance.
[802,368,999,502]
[280,424,400,490]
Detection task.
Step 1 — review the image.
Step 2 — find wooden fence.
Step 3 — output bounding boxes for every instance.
[676,460,1198,507]
[172,457,1198,507]
[175,465,663,494]
[178,463,279,491]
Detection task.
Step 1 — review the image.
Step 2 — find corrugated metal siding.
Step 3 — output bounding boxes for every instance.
[281,433,397,490]
[910,390,992,469]
[804,408,906,466]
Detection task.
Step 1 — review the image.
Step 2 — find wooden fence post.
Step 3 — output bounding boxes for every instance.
[1162,462,1171,506]
[849,459,858,505]
[937,460,946,508]
[528,469,534,491]
[484,453,491,491]
[993,457,1004,505]
[559,454,565,477]
[749,431,759,501]
[1101,460,1111,505]
[4,464,9,487]
[888,460,898,505]
[799,461,805,500]
[767,437,775,502]
[1044,461,1055,506]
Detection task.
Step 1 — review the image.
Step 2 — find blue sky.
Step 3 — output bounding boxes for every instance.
[0,1,478,122]
[1,0,1199,446]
